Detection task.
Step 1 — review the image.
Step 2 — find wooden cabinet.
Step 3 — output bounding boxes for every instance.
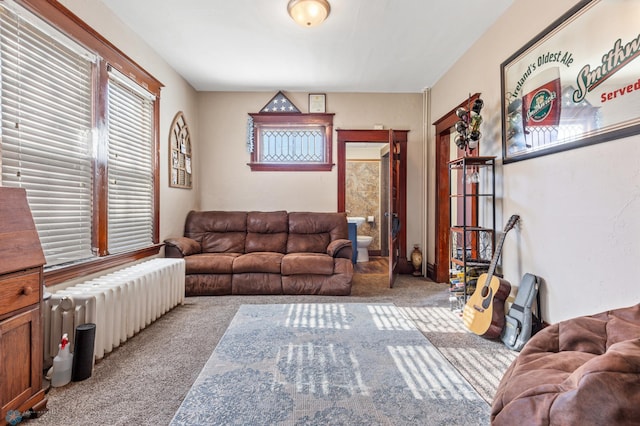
[0,188,47,423]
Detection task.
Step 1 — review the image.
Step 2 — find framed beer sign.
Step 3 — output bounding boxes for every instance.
[501,0,640,163]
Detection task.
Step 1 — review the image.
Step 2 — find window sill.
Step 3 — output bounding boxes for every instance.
[43,244,163,286]
[247,163,334,172]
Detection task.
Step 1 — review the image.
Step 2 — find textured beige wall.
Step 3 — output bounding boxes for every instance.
[61,0,201,244]
[197,91,424,257]
[49,4,425,262]
[429,0,640,322]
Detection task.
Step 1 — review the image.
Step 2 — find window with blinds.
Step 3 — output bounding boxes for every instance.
[0,1,95,267]
[107,69,155,254]
[0,0,160,275]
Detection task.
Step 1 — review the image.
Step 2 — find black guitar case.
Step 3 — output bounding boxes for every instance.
[501,273,542,351]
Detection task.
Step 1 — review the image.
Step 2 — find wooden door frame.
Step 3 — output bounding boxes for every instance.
[432,94,481,283]
[337,129,409,272]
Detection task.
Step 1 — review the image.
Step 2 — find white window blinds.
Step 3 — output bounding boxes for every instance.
[0,2,96,266]
[107,69,155,254]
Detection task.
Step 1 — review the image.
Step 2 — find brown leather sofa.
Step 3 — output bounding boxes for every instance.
[164,210,354,296]
[491,303,640,425]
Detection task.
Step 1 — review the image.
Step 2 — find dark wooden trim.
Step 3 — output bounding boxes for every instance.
[249,113,335,124]
[248,163,334,172]
[433,93,481,129]
[434,131,451,283]
[336,128,409,261]
[94,63,109,256]
[249,113,335,171]
[152,96,161,244]
[337,135,346,212]
[397,258,413,275]
[17,0,163,95]
[43,245,163,286]
[337,129,400,212]
[338,129,396,142]
[11,0,163,280]
[433,112,460,132]
[426,262,436,280]
[433,94,481,283]
[395,136,408,261]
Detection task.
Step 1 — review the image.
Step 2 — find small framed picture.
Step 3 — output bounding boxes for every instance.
[309,93,326,113]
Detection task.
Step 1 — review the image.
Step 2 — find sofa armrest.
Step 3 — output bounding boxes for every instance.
[164,237,201,258]
[327,238,352,260]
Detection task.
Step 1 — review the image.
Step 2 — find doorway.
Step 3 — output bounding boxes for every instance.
[344,142,389,257]
[432,94,481,283]
[337,129,408,287]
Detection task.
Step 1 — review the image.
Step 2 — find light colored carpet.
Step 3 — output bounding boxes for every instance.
[397,306,517,403]
[171,303,491,425]
[33,275,516,425]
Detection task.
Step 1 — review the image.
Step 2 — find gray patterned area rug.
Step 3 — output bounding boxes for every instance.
[171,303,490,425]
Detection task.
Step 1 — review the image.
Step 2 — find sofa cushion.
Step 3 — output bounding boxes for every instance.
[282,258,353,295]
[233,252,284,274]
[185,274,232,296]
[232,273,282,295]
[201,233,245,253]
[287,212,348,253]
[185,211,247,253]
[245,211,288,253]
[287,233,331,254]
[185,253,239,274]
[281,253,334,275]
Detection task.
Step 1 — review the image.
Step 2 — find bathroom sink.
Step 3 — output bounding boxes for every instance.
[347,216,365,227]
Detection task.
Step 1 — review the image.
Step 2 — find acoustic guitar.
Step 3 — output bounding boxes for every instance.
[463,214,519,339]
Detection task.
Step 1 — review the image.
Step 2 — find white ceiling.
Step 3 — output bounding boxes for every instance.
[101,0,514,93]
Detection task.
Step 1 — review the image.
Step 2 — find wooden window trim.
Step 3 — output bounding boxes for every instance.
[17,0,162,95]
[44,246,163,286]
[14,0,164,286]
[248,113,335,172]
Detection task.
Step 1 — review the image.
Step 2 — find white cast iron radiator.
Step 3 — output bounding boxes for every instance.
[43,258,185,363]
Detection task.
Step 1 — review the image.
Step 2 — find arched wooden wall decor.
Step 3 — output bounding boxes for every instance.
[169,111,192,189]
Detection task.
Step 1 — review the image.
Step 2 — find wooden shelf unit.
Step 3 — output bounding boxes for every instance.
[448,156,496,309]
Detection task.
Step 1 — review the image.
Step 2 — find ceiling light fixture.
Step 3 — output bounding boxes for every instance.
[287,0,331,27]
